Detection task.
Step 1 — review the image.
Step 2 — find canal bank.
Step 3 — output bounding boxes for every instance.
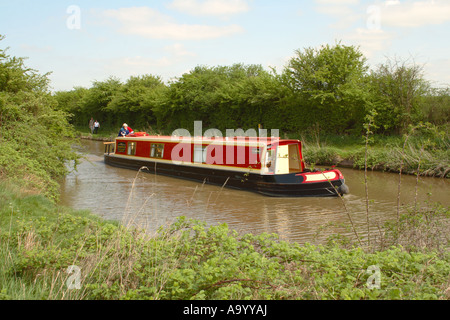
[79,134,114,142]
[1,179,449,300]
[303,143,449,178]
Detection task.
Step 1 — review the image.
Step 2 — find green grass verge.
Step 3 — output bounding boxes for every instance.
[296,133,450,178]
[1,180,449,300]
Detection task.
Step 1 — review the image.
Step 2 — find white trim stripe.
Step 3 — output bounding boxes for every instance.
[304,171,337,182]
[109,154,262,174]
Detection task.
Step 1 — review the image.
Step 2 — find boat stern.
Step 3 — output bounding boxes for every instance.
[257,168,349,197]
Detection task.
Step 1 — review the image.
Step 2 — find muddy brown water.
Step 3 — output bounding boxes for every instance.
[59,140,449,245]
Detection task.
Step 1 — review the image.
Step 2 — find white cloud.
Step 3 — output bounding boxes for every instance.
[315,0,450,30]
[103,7,243,40]
[313,0,450,62]
[100,44,199,82]
[423,58,450,86]
[315,0,359,4]
[343,28,396,58]
[384,0,400,6]
[315,4,362,29]
[167,0,250,17]
[380,0,450,28]
[315,4,356,16]
[121,56,172,68]
[164,43,197,57]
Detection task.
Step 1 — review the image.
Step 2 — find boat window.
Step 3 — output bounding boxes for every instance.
[151,144,164,158]
[264,148,275,173]
[288,144,301,172]
[117,142,126,153]
[251,147,261,163]
[265,144,302,174]
[193,145,207,163]
[127,142,136,156]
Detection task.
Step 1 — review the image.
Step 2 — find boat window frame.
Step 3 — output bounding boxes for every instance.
[127,142,136,156]
[150,143,165,159]
[287,143,302,173]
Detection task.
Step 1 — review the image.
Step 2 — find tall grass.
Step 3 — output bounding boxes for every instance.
[312,121,449,252]
[299,126,449,178]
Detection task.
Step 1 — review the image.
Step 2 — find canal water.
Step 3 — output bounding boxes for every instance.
[59,140,449,245]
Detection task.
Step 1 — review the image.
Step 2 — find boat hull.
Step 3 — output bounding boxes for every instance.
[104,154,348,197]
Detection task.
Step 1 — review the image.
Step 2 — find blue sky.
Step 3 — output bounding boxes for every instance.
[1,0,449,91]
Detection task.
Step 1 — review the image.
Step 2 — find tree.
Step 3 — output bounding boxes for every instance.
[368,57,430,133]
[80,77,122,126]
[283,43,370,133]
[54,86,89,126]
[0,35,79,201]
[158,64,286,133]
[107,74,167,128]
[420,87,450,126]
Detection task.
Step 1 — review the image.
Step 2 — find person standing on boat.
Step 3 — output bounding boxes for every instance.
[118,123,133,137]
[93,120,100,134]
[127,124,134,135]
[89,117,94,134]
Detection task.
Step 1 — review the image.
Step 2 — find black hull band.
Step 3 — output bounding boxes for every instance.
[104,155,348,197]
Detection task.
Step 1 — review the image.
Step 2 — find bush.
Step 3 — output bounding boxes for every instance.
[0,36,80,201]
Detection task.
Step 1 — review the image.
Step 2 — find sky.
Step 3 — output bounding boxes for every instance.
[1,0,449,92]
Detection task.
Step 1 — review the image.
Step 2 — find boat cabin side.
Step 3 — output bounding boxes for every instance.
[105,136,306,175]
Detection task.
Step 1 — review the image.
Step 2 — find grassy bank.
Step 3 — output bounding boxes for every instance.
[75,126,118,141]
[1,180,449,300]
[297,130,450,178]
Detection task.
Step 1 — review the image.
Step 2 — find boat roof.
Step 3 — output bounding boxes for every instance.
[117,135,300,147]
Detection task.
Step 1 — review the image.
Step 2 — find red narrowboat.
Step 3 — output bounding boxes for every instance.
[104,133,349,197]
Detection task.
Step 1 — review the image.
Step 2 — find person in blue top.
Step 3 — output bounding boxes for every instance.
[118,123,131,137]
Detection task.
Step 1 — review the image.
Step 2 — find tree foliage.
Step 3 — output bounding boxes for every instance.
[158,64,287,132]
[368,58,430,133]
[52,42,447,136]
[421,87,450,125]
[283,43,371,133]
[0,35,79,201]
[108,74,167,128]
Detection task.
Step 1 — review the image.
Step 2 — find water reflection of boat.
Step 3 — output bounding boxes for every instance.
[104,134,349,197]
